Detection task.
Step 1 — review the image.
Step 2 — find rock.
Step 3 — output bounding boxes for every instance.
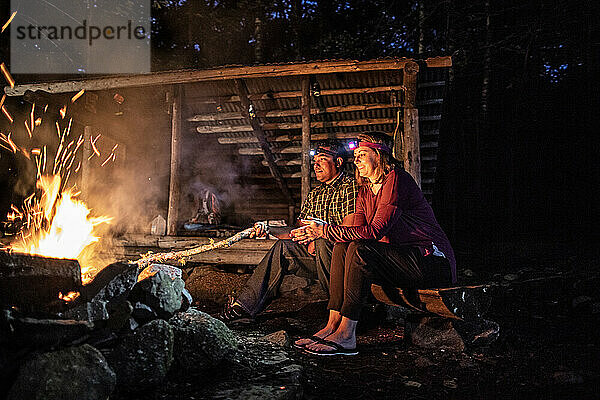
[63,262,139,322]
[414,356,434,368]
[591,302,600,314]
[404,380,422,388]
[385,304,409,324]
[409,317,465,353]
[107,319,174,392]
[280,275,310,293]
[453,318,500,347]
[169,308,238,373]
[503,274,518,281]
[7,344,115,400]
[463,269,474,277]
[5,316,94,348]
[138,263,183,282]
[260,330,291,347]
[180,287,193,312]
[129,271,184,319]
[132,302,157,323]
[553,371,584,385]
[106,300,133,332]
[443,378,458,389]
[209,383,301,399]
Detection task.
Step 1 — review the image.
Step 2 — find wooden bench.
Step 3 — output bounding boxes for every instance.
[371,283,494,321]
[371,283,500,347]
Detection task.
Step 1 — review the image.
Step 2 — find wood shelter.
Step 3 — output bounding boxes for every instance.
[6,57,451,236]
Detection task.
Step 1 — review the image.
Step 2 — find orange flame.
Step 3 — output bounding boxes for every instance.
[10,175,112,284]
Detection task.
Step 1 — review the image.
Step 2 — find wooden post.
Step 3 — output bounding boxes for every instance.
[167,86,183,235]
[301,76,311,205]
[402,61,421,187]
[81,126,94,201]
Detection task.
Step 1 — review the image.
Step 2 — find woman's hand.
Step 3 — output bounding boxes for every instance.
[291,219,327,244]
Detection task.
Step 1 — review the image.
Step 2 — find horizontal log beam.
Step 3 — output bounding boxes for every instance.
[261,159,301,166]
[190,85,407,104]
[251,172,302,179]
[217,131,388,145]
[239,146,301,155]
[188,103,400,121]
[7,57,451,96]
[198,118,396,133]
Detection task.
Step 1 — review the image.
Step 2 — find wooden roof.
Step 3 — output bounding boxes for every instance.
[4,57,451,228]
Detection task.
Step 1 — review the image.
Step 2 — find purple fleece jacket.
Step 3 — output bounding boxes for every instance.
[325,167,456,284]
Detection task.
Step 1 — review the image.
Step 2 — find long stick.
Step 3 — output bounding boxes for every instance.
[133,227,255,266]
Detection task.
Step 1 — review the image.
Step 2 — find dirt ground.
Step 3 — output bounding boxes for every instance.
[186,240,600,399]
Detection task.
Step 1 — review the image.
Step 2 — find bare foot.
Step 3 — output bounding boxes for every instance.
[294,311,342,347]
[294,325,336,347]
[304,330,356,352]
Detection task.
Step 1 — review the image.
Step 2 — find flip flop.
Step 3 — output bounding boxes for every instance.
[293,335,326,349]
[303,339,359,356]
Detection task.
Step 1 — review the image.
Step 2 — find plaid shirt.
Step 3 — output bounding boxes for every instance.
[298,172,357,225]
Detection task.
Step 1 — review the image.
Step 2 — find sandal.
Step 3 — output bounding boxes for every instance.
[303,339,359,356]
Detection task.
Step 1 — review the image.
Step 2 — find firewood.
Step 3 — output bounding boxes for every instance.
[0,251,82,310]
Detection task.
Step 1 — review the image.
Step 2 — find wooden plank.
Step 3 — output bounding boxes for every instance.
[188,112,246,122]
[402,61,421,187]
[217,131,367,145]
[238,146,301,155]
[114,234,276,250]
[196,118,396,134]
[261,159,301,166]
[235,79,294,214]
[167,86,183,235]
[7,57,451,96]
[196,125,253,134]
[301,76,311,204]
[171,84,410,105]
[188,103,399,121]
[424,56,452,68]
[251,172,302,179]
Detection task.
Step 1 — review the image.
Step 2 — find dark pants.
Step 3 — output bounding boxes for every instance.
[328,240,452,320]
[237,238,334,317]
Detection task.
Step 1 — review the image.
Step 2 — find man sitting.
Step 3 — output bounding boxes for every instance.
[218,141,357,323]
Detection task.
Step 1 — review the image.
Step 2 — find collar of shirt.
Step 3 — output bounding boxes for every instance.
[322,172,345,188]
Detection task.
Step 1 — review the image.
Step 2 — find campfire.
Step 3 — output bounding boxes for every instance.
[7,174,112,284]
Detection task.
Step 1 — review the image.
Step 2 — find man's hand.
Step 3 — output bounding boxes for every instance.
[291,220,327,245]
[249,221,269,239]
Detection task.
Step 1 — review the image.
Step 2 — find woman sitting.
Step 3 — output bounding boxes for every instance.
[291,132,456,356]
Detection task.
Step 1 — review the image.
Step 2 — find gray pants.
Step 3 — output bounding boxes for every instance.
[236,238,334,317]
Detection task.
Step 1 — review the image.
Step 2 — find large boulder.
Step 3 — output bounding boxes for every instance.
[7,344,115,400]
[129,271,184,319]
[409,317,465,353]
[107,319,174,392]
[63,262,139,322]
[169,308,238,373]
